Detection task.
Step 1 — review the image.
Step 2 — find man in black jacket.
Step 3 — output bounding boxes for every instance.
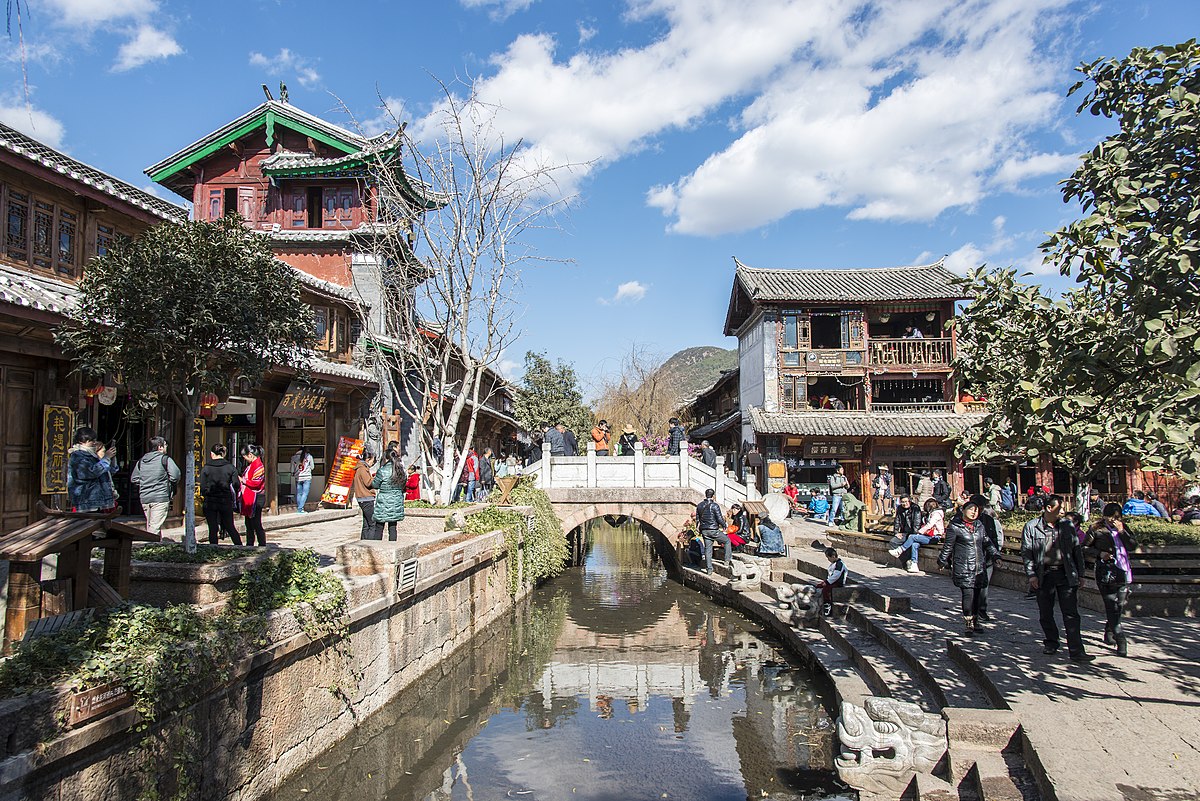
[557,424,578,457]
[932,469,953,509]
[889,495,924,565]
[667,418,686,456]
[696,488,729,574]
[1021,494,1092,662]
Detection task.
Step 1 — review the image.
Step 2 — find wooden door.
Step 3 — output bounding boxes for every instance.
[0,358,37,533]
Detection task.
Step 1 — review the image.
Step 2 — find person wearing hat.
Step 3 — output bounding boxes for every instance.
[618,425,638,456]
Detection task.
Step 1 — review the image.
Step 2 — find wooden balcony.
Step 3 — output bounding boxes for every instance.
[870,401,955,414]
[869,337,952,369]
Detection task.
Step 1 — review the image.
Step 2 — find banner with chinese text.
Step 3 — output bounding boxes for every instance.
[320,436,364,508]
[41,405,73,494]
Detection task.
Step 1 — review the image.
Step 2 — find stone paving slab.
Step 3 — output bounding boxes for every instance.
[788,517,1200,801]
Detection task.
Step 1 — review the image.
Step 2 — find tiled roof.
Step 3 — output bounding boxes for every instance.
[257,224,398,245]
[0,122,187,223]
[732,257,967,303]
[748,407,983,439]
[0,262,78,315]
[689,409,741,440]
[145,101,371,179]
[288,265,359,303]
[307,356,375,384]
[259,130,402,173]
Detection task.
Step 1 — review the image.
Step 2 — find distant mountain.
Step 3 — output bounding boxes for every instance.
[657,346,738,405]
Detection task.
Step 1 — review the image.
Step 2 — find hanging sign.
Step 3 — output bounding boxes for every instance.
[803,439,864,459]
[192,418,205,516]
[97,386,117,406]
[41,405,73,494]
[274,382,331,420]
[320,436,365,508]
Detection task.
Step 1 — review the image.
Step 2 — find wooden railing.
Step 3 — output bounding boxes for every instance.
[870,401,955,413]
[869,337,952,368]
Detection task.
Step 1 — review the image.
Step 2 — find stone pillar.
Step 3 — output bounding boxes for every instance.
[539,441,552,489]
[715,460,726,506]
[633,441,645,488]
[679,440,690,488]
[586,441,597,488]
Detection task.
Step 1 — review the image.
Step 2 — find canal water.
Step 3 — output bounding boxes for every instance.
[273,520,852,801]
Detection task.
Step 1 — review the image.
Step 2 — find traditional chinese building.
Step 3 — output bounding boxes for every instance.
[723,257,984,500]
[682,369,740,470]
[0,120,188,531]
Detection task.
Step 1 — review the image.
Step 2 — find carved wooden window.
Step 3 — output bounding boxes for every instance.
[845,309,866,349]
[290,190,306,227]
[779,310,811,368]
[313,306,330,350]
[6,189,28,262]
[32,200,54,270]
[57,209,77,277]
[780,373,807,411]
[208,189,222,220]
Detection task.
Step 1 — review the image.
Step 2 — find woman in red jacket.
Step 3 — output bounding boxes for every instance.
[239,443,268,546]
[405,466,422,502]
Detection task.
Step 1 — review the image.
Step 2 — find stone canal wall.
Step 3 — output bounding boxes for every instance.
[0,530,522,801]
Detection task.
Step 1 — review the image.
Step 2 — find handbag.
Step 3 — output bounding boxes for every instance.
[1096,557,1127,587]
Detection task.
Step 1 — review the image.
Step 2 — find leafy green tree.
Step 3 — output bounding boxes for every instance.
[59,216,314,551]
[954,40,1200,494]
[513,351,593,446]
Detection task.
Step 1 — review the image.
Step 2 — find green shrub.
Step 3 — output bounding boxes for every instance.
[133,544,259,563]
[405,500,472,509]
[507,479,570,593]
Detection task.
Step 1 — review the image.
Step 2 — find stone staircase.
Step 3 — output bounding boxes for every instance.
[694,553,1041,801]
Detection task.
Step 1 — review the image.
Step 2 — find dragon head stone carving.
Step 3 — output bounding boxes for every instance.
[836,697,947,792]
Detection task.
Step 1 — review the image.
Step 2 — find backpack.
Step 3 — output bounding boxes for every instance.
[162,454,179,500]
[999,486,1015,512]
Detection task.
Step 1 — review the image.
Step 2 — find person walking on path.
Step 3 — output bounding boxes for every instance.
[985,477,1003,513]
[1021,494,1093,662]
[938,500,1000,636]
[452,449,480,503]
[873,465,893,516]
[827,464,850,525]
[618,425,638,456]
[558,424,578,457]
[816,547,848,616]
[1084,502,1136,656]
[131,436,181,536]
[352,449,381,540]
[971,493,1003,621]
[291,447,315,513]
[239,444,268,547]
[696,488,729,574]
[371,449,407,541]
[666,417,686,456]
[199,444,241,545]
[591,421,612,456]
[478,448,495,500]
[700,440,717,469]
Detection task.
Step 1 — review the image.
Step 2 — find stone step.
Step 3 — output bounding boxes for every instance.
[781,568,912,614]
[909,772,961,801]
[820,610,942,712]
[948,750,1038,801]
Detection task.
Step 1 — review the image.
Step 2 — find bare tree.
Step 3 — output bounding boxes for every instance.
[592,343,679,441]
[358,82,578,503]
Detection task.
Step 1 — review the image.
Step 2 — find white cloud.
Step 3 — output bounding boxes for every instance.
[430,0,1080,235]
[597,280,648,305]
[45,0,157,26]
[943,214,1057,276]
[249,48,322,89]
[461,0,537,20]
[993,151,1079,189]
[578,24,597,45]
[0,101,66,148]
[113,25,181,72]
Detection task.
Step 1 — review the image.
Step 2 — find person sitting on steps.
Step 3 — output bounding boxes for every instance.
[890,497,943,573]
[815,547,847,616]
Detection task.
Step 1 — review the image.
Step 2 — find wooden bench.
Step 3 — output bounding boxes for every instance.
[21,608,95,642]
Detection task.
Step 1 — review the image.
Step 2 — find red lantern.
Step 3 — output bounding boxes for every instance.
[83,381,104,406]
[199,392,219,419]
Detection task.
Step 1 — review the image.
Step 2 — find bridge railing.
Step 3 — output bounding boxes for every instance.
[531,440,758,505]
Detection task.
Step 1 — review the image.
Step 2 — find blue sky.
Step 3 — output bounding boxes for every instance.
[1,0,1195,394]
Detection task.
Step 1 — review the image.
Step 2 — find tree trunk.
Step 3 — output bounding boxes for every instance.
[1076,478,1092,523]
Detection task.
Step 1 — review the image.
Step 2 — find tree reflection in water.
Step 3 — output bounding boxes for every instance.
[273,519,853,801]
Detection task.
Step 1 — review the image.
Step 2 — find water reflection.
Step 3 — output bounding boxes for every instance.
[273,520,851,801]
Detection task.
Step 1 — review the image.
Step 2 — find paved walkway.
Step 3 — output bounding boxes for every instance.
[783,518,1200,801]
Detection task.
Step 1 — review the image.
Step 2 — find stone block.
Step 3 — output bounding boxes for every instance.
[336,541,419,580]
[941,708,1020,751]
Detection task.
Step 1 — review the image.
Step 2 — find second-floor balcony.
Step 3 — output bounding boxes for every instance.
[869,337,952,369]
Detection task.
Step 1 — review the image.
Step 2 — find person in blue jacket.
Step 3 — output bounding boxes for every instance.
[1121,491,1162,517]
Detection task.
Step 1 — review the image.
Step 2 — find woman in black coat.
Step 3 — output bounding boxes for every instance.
[1083,502,1137,656]
[937,500,1000,636]
[199,444,242,546]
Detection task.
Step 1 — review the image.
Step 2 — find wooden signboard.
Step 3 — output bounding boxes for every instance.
[320,436,364,508]
[274,382,331,420]
[191,418,206,516]
[41,405,73,494]
[68,680,131,727]
[803,439,864,460]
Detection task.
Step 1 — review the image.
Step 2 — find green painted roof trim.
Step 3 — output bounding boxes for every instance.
[149,111,360,184]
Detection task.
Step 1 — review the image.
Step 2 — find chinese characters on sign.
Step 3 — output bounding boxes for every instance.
[802,439,864,459]
[274,382,331,421]
[193,418,205,516]
[320,437,364,508]
[41,405,73,494]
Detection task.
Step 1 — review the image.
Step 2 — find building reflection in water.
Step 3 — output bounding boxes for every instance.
[272,518,851,801]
